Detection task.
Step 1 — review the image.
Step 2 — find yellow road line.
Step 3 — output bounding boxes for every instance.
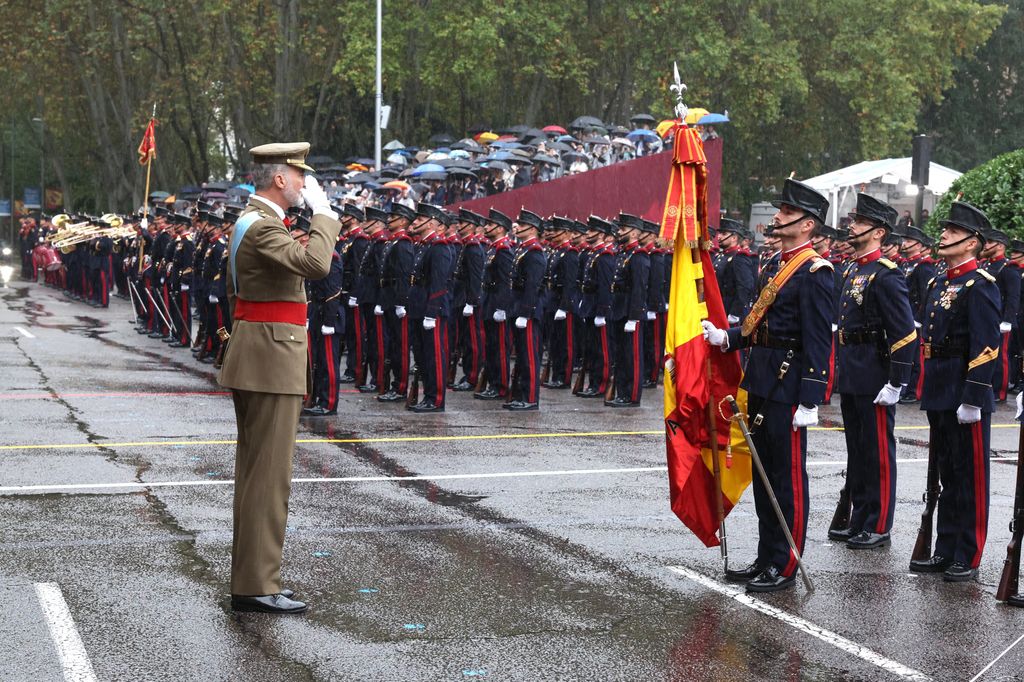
[1,423,1018,452]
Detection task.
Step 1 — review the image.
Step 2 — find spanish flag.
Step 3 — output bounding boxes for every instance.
[137,118,157,166]
[661,127,751,547]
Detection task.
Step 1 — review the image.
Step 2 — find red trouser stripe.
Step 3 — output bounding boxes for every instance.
[376,316,385,387]
[325,334,337,410]
[916,344,925,398]
[180,293,189,343]
[353,307,363,365]
[433,324,444,404]
[630,329,641,403]
[971,420,987,568]
[784,408,804,577]
[498,323,508,393]
[824,335,836,401]
[875,404,890,533]
[599,327,609,391]
[999,332,1010,400]
[100,272,108,306]
[469,314,480,382]
[526,320,537,402]
[564,318,574,384]
[650,315,662,380]
[399,318,409,393]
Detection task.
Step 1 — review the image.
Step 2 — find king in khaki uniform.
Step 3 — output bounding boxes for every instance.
[218,142,342,613]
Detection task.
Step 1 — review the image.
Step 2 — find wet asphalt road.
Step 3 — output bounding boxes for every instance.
[2,280,1024,682]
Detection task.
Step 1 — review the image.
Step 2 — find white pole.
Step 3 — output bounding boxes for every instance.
[374,0,382,171]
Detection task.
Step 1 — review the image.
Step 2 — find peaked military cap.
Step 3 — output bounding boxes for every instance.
[902,226,933,247]
[390,203,417,222]
[986,227,1010,247]
[459,207,485,226]
[517,209,544,230]
[1010,239,1024,255]
[641,219,660,234]
[486,208,512,231]
[249,141,315,172]
[417,202,447,223]
[572,219,590,234]
[588,215,616,235]
[154,205,171,218]
[551,216,576,233]
[718,217,745,235]
[815,223,838,239]
[940,201,990,240]
[849,193,898,231]
[772,178,830,223]
[617,212,642,230]
[366,206,391,224]
[343,203,366,222]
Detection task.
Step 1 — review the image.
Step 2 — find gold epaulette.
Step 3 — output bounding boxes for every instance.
[810,258,834,272]
[978,269,996,283]
[879,258,897,269]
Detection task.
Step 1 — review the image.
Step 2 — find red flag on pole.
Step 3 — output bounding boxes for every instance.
[137,118,157,166]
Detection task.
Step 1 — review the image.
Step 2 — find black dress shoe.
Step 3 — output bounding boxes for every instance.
[505,401,539,411]
[724,560,765,583]
[909,555,952,573]
[577,388,603,398]
[302,405,336,417]
[542,380,567,389]
[1005,593,1024,607]
[136,327,151,334]
[198,356,215,365]
[746,565,795,593]
[943,562,976,582]
[410,400,444,413]
[376,390,403,402]
[357,383,377,393]
[642,380,657,388]
[339,373,356,384]
[827,527,856,542]
[230,594,307,614]
[147,331,165,339]
[473,388,503,400]
[451,380,474,391]
[604,397,640,407]
[898,395,918,405]
[279,589,295,599]
[168,341,188,348]
[162,336,177,343]
[846,531,890,549]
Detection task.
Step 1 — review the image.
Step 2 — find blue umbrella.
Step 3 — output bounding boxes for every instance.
[626,129,659,142]
[697,113,730,125]
[234,183,256,193]
[411,163,446,176]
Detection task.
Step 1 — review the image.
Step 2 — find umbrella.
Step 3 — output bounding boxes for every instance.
[410,182,429,195]
[346,172,376,184]
[697,112,730,125]
[584,125,609,136]
[202,191,229,200]
[630,113,656,124]
[411,163,447,175]
[386,153,408,167]
[545,141,573,152]
[542,125,568,135]
[626,129,660,142]
[684,107,710,125]
[583,135,610,145]
[378,166,402,178]
[426,152,451,161]
[438,158,473,169]
[306,155,336,169]
[475,131,499,143]
[611,137,634,147]
[656,119,679,138]
[383,180,410,191]
[232,184,255,194]
[557,135,581,143]
[609,125,630,136]
[346,163,369,172]
[449,149,470,159]
[499,124,529,135]
[429,133,455,145]
[518,127,545,140]
[562,151,589,165]
[452,139,485,153]
[417,171,447,181]
[149,190,171,200]
[570,115,603,129]
[533,154,560,166]
[226,187,250,200]
[447,168,478,179]
[519,134,548,146]
[481,160,511,172]
[203,181,232,191]
[383,139,406,150]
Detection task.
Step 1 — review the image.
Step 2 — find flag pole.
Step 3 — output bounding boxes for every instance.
[672,62,728,570]
[142,104,156,227]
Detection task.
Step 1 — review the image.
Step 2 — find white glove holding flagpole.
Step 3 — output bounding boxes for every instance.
[1017,392,1023,421]
[701,320,728,349]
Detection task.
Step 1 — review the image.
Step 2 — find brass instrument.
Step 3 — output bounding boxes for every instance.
[49,215,135,249]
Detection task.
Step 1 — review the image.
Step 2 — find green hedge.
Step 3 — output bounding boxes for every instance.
[927,148,1024,236]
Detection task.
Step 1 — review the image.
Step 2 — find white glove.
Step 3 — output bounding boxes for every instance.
[831,323,838,333]
[515,316,528,329]
[300,175,334,216]
[594,316,607,328]
[493,309,507,322]
[347,296,358,307]
[374,304,384,316]
[646,311,657,321]
[873,383,902,406]
[793,405,818,430]
[208,295,219,304]
[554,309,567,321]
[395,305,407,318]
[701,320,728,349]
[321,325,335,335]
[463,304,474,317]
[624,320,638,333]
[1016,392,1023,421]
[180,284,190,291]
[663,303,669,312]
[423,317,436,330]
[1001,322,1012,334]
[956,403,982,424]
[914,321,922,329]
[140,217,149,230]
[727,314,739,325]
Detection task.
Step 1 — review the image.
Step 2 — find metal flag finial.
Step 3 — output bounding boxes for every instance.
[670,61,688,122]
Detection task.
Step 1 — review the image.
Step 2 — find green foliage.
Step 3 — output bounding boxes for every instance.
[928,147,1024,236]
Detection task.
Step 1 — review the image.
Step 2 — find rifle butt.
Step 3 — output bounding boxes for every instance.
[828,485,851,532]
[909,516,933,562]
[996,546,1020,601]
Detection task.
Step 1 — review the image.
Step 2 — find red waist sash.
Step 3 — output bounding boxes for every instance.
[233,298,307,326]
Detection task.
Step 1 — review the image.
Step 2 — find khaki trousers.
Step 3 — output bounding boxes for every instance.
[230,389,302,596]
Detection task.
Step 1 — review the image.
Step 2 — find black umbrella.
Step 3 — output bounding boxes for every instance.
[532,154,560,166]
[447,167,478,179]
[584,125,609,136]
[545,141,574,152]
[630,113,656,124]
[451,139,485,154]
[562,151,589,164]
[203,181,232,192]
[481,160,511,172]
[346,172,376,184]
[609,125,630,136]
[378,166,403,178]
[306,155,336,169]
[498,124,529,135]
[418,171,448,181]
[438,158,474,169]
[569,115,603,129]
[583,135,610,145]
[429,133,455,145]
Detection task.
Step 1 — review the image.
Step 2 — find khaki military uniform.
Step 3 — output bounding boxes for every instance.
[218,194,341,596]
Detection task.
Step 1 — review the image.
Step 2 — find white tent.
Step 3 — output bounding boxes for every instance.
[803,158,962,225]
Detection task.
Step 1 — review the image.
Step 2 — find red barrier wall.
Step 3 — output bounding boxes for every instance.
[448,136,721,226]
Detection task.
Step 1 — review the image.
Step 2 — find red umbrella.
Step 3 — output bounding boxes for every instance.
[542,125,568,135]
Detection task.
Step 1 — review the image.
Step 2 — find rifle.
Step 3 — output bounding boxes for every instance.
[378,358,390,396]
[213,327,230,369]
[540,351,551,385]
[910,436,941,562]
[604,360,616,402]
[997,421,1024,602]
[406,367,420,407]
[828,476,852,535]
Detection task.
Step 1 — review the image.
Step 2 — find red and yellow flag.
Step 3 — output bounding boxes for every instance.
[661,127,751,548]
[137,118,157,166]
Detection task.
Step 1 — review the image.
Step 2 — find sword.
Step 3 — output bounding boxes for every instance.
[143,284,174,335]
[125,276,141,324]
[724,394,814,592]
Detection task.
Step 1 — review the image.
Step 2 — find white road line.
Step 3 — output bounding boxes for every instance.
[968,632,1024,682]
[34,583,97,682]
[14,326,35,338]
[667,566,933,682]
[0,465,667,494]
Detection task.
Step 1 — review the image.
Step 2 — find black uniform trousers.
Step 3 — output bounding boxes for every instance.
[747,394,808,578]
[612,322,644,403]
[839,394,897,534]
[344,303,365,380]
[928,410,990,568]
[547,314,576,386]
[584,321,613,393]
[512,319,542,404]
[412,319,448,407]
[312,329,342,411]
[994,331,1012,401]
[383,310,410,394]
[483,319,512,396]
[362,304,386,388]
[458,312,485,385]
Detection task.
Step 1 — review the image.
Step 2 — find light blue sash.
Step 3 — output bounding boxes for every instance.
[229,211,262,294]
